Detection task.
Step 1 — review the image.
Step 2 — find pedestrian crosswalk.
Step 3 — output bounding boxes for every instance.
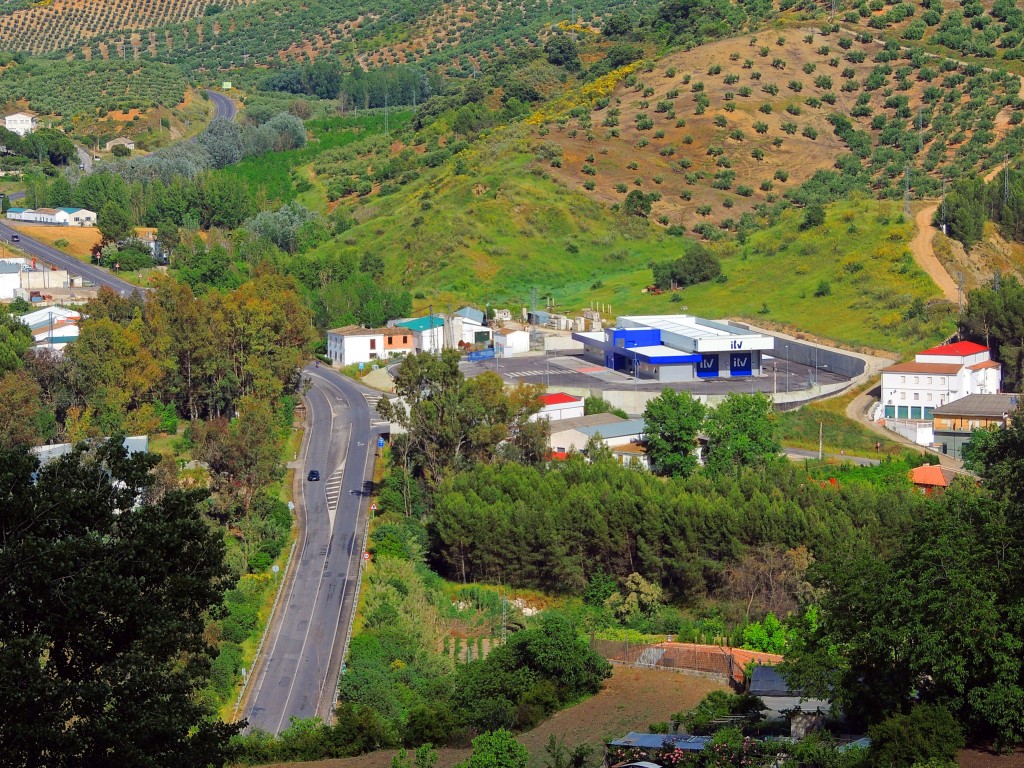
[363,393,390,426]
[503,369,549,378]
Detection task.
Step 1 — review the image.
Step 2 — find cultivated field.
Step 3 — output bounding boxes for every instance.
[0,0,257,55]
[540,30,1022,231]
[266,666,727,768]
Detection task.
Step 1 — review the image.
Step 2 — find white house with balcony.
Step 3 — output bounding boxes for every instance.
[4,112,37,137]
[878,341,1001,445]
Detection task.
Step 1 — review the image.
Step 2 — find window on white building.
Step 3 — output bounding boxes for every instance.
[926,393,932,402]
[913,393,919,401]
[940,377,946,385]
[900,392,906,401]
[900,376,906,384]
[913,376,919,384]
[926,377,932,384]
[370,339,377,350]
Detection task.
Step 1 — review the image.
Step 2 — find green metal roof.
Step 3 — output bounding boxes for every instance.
[396,315,445,332]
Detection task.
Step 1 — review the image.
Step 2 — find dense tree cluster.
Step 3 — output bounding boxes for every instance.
[261,61,438,109]
[430,456,921,598]
[651,243,722,289]
[962,275,1024,390]
[0,442,239,767]
[4,274,312,447]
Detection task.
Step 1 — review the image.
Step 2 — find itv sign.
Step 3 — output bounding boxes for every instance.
[696,354,719,378]
[730,353,752,376]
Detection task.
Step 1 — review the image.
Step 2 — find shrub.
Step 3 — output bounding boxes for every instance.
[869,705,964,768]
[814,280,832,296]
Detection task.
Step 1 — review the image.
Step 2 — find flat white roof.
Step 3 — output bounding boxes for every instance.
[619,315,758,340]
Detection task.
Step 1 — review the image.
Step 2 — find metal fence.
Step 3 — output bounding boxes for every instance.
[591,640,734,680]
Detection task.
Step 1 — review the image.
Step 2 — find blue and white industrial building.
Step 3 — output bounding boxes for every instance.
[572,314,774,383]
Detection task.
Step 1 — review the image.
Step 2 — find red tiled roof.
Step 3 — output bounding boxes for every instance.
[539,392,581,406]
[882,362,963,374]
[968,360,1000,371]
[910,464,952,487]
[919,341,989,357]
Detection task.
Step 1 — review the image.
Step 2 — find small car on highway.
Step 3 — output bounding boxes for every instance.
[307,470,321,481]
[10,234,19,242]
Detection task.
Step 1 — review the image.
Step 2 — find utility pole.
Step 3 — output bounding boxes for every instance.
[501,592,507,644]
[957,271,965,318]
[818,421,823,461]
[1005,153,1010,205]
[903,163,911,220]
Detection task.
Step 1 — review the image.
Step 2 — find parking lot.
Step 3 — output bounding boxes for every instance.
[460,352,849,397]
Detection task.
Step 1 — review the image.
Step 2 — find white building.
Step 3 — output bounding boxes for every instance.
[326,325,413,367]
[493,308,512,323]
[533,392,585,421]
[6,207,97,226]
[18,305,82,351]
[0,259,25,299]
[573,314,774,382]
[393,315,446,353]
[549,414,646,454]
[494,327,530,357]
[450,311,492,347]
[879,341,1001,423]
[4,112,37,137]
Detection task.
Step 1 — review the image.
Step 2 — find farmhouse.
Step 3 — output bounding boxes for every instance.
[573,314,774,382]
[6,207,97,226]
[931,393,1020,459]
[326,325,413,367]
[3,112,37,137]
[104,137,135,151]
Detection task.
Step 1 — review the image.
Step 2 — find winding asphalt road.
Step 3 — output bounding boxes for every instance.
[243,365,384,734]
[206,89,238,122]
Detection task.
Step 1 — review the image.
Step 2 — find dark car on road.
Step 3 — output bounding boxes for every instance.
[307,470,320,481]
[10,234,19,242]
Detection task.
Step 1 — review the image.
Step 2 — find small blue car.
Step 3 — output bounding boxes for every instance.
[307,470,321,481]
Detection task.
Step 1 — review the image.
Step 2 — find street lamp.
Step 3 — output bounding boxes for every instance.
[785,344,790,394]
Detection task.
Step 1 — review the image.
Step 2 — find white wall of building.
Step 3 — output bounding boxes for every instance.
[4,113,37,137]
[495,329,530,357]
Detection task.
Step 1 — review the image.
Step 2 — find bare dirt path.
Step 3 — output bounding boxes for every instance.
[909,203,960,303]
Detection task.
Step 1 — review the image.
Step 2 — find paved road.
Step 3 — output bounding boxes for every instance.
[76,146,93,173]
[0,218,139,295]
[243,366,383,734]
[207,89,238,122]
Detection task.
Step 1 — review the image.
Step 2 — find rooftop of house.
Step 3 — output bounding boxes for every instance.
[968,360,1001,371]
[328,325,409,337]
[453,306,485,325]
[33,208,58,215]
[882,362,963,375]
[4,112,36,119]
[548,413,624,433]
[909,464,959,488]
[575,418,646,440]
[395,315,445,332]
[538,392,581,406]
[493,327,526,336]
[932,393,1021,419]
[918,341,989,357]
[7,207,25,213]
[608,733,710,751]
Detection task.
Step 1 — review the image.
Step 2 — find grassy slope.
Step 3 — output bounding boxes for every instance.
[315,122,955,354]
[309,125,695,310]
[579,195,957,355]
